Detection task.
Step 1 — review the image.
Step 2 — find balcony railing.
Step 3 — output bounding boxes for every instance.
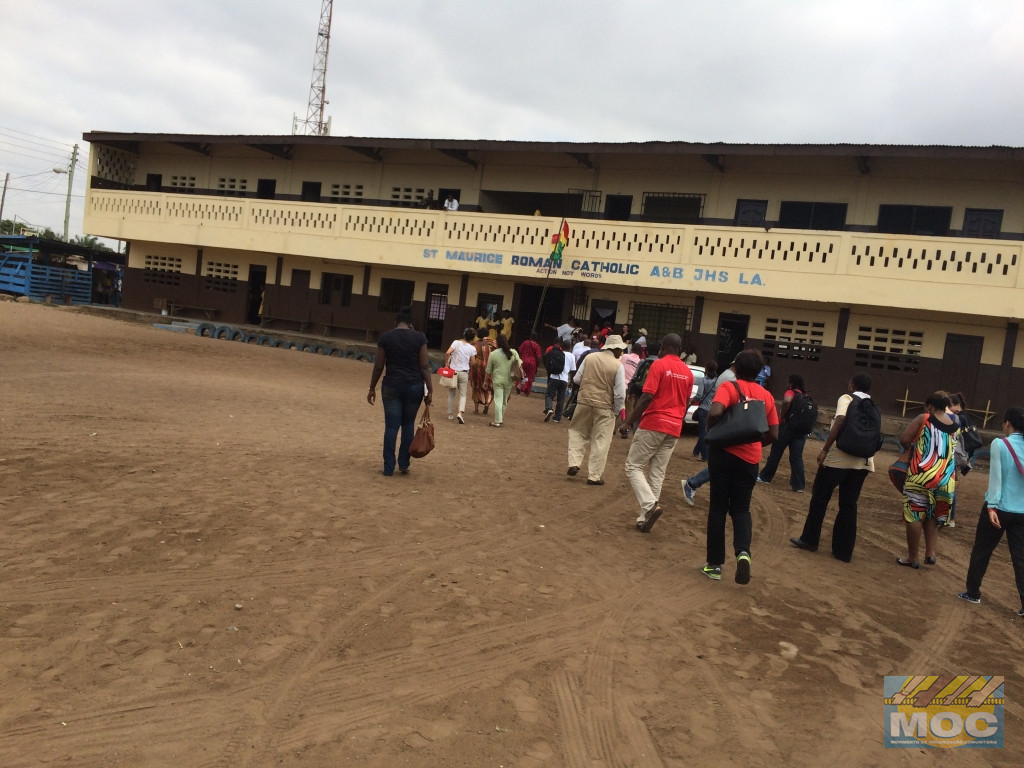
[84,189,1024,317]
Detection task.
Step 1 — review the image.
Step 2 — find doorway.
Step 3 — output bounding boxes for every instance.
[424,283,448,348]
[517,284,568,348]
[257,179,277,200]
[940,334,983,406]
[246,265,267,324]
[716,313,749,372]
[589,299,618,338]
[605,195,633,221]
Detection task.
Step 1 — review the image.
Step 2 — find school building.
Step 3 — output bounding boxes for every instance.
[80,132,1024,424]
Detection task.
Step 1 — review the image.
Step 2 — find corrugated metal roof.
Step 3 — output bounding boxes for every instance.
[80,132,1024,160]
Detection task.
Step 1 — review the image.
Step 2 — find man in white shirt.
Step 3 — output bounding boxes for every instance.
[545,315,578,345]
[544,340,576,423]
[443,195,459,211]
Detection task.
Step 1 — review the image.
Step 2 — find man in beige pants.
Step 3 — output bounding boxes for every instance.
[567,334,627,485]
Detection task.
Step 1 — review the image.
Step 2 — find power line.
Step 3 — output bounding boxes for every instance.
[0,135,73,158]
[4,186,84,198]
[0,147,73,164]
[0,125,74,150]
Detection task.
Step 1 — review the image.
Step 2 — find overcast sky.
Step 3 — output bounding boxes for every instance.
[2,0,1022,240]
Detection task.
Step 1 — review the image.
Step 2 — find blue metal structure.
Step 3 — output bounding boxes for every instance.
[0,236,94,304]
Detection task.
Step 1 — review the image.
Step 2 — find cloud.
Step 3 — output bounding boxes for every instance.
[1,0,1022,236]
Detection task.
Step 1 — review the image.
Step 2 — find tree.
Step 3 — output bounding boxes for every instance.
[72,234,111,251]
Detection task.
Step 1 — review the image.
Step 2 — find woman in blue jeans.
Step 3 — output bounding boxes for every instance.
[367,308,434,475]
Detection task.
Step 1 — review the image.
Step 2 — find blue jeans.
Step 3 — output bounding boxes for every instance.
[686,466,710,489]
[693,408,710,460]
[758,423,806,490]
[381,383,425,475]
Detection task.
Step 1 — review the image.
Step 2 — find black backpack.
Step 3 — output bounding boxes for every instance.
[786,390,818,435]
[544,347,565,376]
[835,395,883,458]
[628,358,655,397]
[959,413,984,456]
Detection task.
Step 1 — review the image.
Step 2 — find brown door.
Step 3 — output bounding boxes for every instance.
[940,334,983,405]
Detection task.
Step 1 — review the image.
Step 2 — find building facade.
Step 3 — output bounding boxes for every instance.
[81,133,1024,424]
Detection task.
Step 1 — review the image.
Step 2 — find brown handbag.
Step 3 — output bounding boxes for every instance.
[409,405,435,458]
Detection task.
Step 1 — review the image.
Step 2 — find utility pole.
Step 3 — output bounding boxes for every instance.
[0,172,9,227]
[53,144,78,241]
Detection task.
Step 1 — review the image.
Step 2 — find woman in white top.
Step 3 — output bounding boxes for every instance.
[445,328,477,423]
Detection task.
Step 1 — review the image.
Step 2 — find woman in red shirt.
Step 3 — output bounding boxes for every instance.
[703,350,779,584]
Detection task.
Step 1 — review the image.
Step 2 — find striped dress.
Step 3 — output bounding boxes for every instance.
[907,414,958,489]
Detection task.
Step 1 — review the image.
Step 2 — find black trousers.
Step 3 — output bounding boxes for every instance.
[964,502,1024,608]
[800,465,868,562]
[706,446,758,565]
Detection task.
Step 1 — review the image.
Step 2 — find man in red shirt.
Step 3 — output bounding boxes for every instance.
[703,349,779,584]
[623,334,694,533]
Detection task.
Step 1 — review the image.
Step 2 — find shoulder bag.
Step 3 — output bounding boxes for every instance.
[437,366,458,389]
[705,381,769,448]
[889,415,927,493]
[409,405,435,458]
[510,351,524,383]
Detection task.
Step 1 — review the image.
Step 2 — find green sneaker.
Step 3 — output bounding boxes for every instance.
[701,563,722,581]
[736,551,751,585]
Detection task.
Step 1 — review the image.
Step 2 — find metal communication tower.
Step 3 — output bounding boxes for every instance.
[293,0,333,136]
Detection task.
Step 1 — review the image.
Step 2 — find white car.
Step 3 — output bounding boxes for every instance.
[684,365,706,427]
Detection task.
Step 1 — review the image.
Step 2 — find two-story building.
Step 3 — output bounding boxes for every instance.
[80,132,1024,422]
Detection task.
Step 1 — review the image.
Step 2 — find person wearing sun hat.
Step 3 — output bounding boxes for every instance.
[635,328,648,357]
[566,335,628,485]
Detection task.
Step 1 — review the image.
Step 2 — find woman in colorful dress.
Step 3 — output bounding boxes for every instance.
[897,391,958,568]
[470,326,495,415]
[516,331,542,396]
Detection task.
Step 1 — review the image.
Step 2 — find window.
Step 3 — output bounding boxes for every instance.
[853,325,923,373]
[379,278,414,313]
[778,201,847,230]
[641,192,704,224]
[320,273,353,306]
[762,317,824,362]
[218,177,248,195]
[142,254,182,286]
[203,261,240,294]
[877,205,952,236]
[391,187,426,207]
[628,302,691,341]
[329,183,364,202]
[169,175,196,189]
[734,200,767,227]
[961,209,1003,238]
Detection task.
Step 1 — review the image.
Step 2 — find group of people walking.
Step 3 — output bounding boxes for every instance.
[367,308,1024,618]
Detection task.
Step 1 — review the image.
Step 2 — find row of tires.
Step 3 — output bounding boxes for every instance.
[194,323,375,362]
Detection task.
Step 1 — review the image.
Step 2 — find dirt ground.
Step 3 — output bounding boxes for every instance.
[1,299,1022,768]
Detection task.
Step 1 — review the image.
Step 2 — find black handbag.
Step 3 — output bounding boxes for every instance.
[562,388,579,420]
[705,381,769,447]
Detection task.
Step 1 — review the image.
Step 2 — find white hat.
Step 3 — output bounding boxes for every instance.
[603,334,628,350]
[638,328,648,336]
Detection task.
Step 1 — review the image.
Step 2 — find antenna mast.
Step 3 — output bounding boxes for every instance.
[294,0,333,136]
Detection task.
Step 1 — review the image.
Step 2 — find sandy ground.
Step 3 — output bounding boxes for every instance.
[1,299,1022,768]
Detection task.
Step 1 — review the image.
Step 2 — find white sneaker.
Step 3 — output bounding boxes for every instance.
[682,480,695,506]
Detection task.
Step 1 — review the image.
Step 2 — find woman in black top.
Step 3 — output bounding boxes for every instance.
[368,308,433,475]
